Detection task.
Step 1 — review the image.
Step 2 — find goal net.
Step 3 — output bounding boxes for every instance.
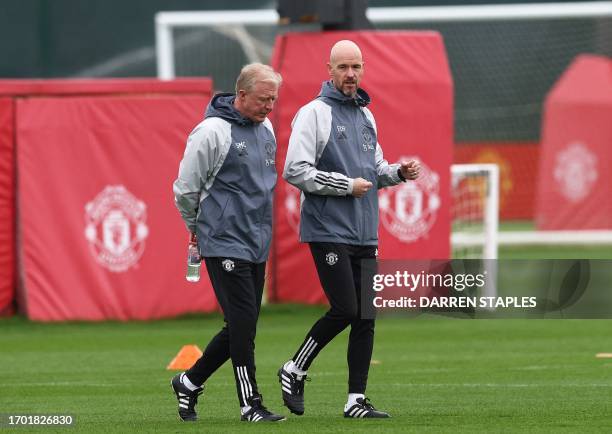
[156,2,612,154]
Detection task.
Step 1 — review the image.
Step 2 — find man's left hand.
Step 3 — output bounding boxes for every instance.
[400,160,421,180]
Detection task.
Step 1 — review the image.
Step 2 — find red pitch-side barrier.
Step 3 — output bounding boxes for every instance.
[536,55,612,229]
[5,78,218,321]
[0,98,15,316]
[269,31,454,304]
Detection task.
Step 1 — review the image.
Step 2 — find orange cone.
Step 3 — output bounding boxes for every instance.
[167,345,203,370]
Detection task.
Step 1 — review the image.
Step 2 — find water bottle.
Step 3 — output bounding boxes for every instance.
[186,233,201,282]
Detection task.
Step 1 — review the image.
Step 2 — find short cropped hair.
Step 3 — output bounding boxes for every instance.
[235,63,282,94]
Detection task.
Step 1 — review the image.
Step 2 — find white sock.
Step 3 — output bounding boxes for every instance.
[344,393,365,412]
[284,360,307,378]
[241,405,251,415]
[180,373,201,391]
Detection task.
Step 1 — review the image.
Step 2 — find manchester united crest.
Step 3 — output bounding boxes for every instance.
[554,142,598,203]
[84,185,149,272]
[284,183,301,234]
[379,157,440,243]
[222,259,235,272]
[325,252,339,265]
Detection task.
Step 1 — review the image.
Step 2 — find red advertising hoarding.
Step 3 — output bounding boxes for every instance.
[536,55,612,229]
[13,79,218,321]
[0,98,15,315]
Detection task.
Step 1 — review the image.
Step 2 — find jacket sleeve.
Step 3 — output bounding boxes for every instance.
[375,143,403,189]
[363,107,403,189]
[172,122,221,233]
[283,104,354,196]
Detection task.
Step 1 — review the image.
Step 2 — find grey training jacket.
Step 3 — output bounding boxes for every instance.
[283,81,403,246]
[173,93,277,263]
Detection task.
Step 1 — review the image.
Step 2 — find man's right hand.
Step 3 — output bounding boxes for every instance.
[351,177,373,198]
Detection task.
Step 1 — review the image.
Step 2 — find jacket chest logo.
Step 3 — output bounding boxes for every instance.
[234,141,248,156]
[336,125,348,140]
[264,140,276,167]
[361,127,375,152]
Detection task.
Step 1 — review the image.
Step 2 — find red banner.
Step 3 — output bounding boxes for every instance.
[536,55,612,229]
[270,31,453,304]
[17,91,219,321]
[455,142,539,220]
[0,98,15,315]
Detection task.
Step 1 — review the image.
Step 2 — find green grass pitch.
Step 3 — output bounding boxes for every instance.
[2,304,612,433]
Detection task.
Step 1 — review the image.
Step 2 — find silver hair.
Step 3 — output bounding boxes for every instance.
[235,63,282,94]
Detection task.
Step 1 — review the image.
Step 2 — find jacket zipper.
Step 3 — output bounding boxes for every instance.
[353,107,367,244]
[256,126,267,260]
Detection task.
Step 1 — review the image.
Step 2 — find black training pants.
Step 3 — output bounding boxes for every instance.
[291,242,377,394]
[185,257,265,407]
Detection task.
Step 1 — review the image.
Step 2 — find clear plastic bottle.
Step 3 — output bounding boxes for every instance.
[186,233,201,282]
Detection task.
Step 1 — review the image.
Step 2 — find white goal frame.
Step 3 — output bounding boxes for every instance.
[451,164,499,300]
[451,164,500,259]
[155,2,612,80]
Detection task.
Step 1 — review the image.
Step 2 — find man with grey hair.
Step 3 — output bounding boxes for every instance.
[278,40,420,418]
[171,62,284,423]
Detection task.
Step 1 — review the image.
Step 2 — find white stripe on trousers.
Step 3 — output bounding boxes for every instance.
[236,366,246,405]
[237,366,253,404]
[295,337,318,369]
[295,337,314,367]
[242,366,253,397]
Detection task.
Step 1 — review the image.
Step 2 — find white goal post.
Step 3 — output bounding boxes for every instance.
[155,2,612,80]
[498,230,612,245]
[451,164,499,300]
[449,164,612,250]
[451,164,500,259]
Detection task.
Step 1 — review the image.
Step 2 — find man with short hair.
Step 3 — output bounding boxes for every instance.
[172,63,285,423]
[278,40,420,418]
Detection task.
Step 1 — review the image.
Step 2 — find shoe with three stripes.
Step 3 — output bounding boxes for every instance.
[344,397,390,418]
[278,364,307,415]
[240,394,285,422]
[171,373,203,421]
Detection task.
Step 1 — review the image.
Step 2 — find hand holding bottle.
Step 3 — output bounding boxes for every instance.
[186,233,201,282]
